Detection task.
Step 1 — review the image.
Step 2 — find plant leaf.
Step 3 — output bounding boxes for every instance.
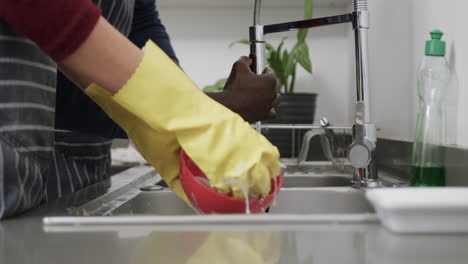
[294,42,313,73]
[297,30,307,43]
[202,85,219,92]
[202,78,227,92]
[215,78,228,87]
[265,42,274,52]
[229,39,250,48]
[267,48,287,92]
[284,49,296,77]
[277,38,286,54]
[298,0,314,42]
[288,66,297,93]
[304,0,314,20]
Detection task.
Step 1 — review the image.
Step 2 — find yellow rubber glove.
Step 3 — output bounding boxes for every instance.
[186,232,281,264]
[85,40,280,199]
[129,231,281,264]
[85,85,188,202]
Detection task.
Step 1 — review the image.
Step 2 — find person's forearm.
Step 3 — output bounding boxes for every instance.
[206,92,235,112]
[60,17,143,93]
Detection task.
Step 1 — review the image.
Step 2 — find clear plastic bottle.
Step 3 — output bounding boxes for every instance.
[411,30,450,187]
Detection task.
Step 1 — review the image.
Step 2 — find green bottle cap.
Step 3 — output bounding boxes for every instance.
[425,30,446,56]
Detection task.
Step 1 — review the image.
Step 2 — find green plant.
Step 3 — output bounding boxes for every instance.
[202,78,227,92]
[234,0,314,93]
[203,0,314,93]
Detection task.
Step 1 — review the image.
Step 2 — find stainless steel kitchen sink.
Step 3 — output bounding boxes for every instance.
[70,162,363,217]
[106,187,372,216]
[40,158,401,228]
[42,165,379,228]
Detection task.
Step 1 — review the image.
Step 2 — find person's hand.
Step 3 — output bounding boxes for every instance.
[208,57,280,123]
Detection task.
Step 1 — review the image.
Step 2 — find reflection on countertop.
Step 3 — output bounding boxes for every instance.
[2,218,468,264]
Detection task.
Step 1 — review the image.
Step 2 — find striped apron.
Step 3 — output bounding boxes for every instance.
[0,0,135,219]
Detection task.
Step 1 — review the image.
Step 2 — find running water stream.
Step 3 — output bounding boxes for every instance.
[241,184,251,214]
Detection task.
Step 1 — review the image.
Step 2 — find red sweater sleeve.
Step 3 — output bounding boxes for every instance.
[0,0,101,62]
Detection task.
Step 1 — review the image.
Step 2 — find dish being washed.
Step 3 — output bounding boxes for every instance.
[179,150,282,214]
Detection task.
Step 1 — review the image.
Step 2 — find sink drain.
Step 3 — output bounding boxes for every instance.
[140,185,164,192]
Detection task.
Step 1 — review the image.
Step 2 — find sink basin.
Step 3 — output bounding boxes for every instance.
[107,187,373,216]
[155,163,353,189]
[268,188,373,214]
[281,175,351,188]
[106,163,360,216]
[282,163,353,175]
[155,175,352,189]
[42,166,379,228]
[281,163,353,188]
[111,190,195,216]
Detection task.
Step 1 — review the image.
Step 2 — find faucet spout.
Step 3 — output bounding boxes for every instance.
[297,118,335,165]
[254,0,262,25]
[349,0,379,187]
[250,0,380,188]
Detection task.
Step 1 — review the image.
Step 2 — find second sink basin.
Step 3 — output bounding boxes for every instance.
[281,175,351,188]
[268,188,373,214]
[281,163,353,188]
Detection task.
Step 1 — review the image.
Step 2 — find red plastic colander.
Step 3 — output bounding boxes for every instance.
[179,150,282,214]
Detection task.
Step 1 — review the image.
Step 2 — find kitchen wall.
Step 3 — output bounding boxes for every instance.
[410,0,468,146]
[367,0,414,142]
[368,0,468,146]
[158,3,356,126]
[158,0,468,146]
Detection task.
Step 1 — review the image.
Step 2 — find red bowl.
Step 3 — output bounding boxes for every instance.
[180,150,282,214]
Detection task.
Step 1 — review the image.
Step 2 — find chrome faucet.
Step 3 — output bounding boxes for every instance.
[250,0,380,188]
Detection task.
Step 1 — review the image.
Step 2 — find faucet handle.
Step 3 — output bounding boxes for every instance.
[319,117,330,127]
[348,140,373,168]
[348,124,376,168]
